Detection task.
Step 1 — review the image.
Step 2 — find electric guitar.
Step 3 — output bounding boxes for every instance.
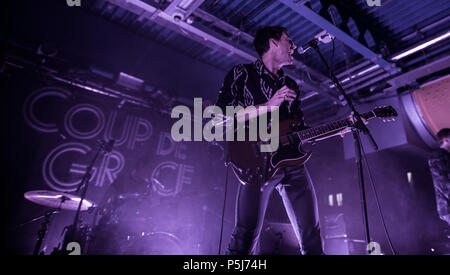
[226,106,398,186]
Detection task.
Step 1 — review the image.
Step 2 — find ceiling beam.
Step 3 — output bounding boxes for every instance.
[387,54,450,89]
[192,8,328,81]
[106,0,339,101]
[191,8,338,100]
[107,0,255,61]
[277,0,398,74]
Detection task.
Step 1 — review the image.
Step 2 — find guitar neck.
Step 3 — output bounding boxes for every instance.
[297,111,375,141]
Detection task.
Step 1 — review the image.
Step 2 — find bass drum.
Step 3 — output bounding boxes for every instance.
[120,232,184,255]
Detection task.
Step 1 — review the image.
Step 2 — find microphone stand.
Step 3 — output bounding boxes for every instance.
[68,139,114,254]
[218,150,230,255]
[309,40,379,254]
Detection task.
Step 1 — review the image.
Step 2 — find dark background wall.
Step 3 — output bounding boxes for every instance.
[2,0,227,101]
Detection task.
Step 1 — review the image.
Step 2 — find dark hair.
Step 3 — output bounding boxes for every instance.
[253,26,288,57]
[437,128,450,140]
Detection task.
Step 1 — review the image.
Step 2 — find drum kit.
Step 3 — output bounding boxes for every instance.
[21,139,189,255]
[22,188,188,255]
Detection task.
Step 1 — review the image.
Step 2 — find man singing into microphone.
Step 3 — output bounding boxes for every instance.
[215,26,326,255]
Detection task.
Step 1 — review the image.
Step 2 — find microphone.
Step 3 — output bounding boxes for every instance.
[297,31,335,54]
[297,38,319,54]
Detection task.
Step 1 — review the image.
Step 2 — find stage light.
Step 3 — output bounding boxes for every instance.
[391,31,450,61]
[356,64,379,76]
[186,16,194,24]
[328,65,379,88]
[407,172,413,184]
[116,72,144,91]
[336,193,343,207]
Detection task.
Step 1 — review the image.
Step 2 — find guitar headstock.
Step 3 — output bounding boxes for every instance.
[373,106,398,122]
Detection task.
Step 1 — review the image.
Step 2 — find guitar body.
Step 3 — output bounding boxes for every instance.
[227,119,312,186]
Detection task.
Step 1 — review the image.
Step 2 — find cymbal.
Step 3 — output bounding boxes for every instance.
[24,190,95,211]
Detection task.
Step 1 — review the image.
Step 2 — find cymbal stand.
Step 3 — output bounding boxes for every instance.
[32,210,60,255]
[70,139,115,252]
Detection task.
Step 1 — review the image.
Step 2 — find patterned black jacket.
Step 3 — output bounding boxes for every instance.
[428,149,450,225]
[215,59,305,126]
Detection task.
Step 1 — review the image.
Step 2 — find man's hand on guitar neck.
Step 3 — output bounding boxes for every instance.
[338,115,368,138]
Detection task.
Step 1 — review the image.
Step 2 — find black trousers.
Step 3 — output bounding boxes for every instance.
[227,165,323,255]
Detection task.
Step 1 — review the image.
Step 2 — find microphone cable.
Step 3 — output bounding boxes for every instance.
[218,155,231,255]
[359,135,397,255]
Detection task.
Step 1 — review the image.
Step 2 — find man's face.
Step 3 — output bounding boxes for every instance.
[439,136,450,152]
[272,32,297,66]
